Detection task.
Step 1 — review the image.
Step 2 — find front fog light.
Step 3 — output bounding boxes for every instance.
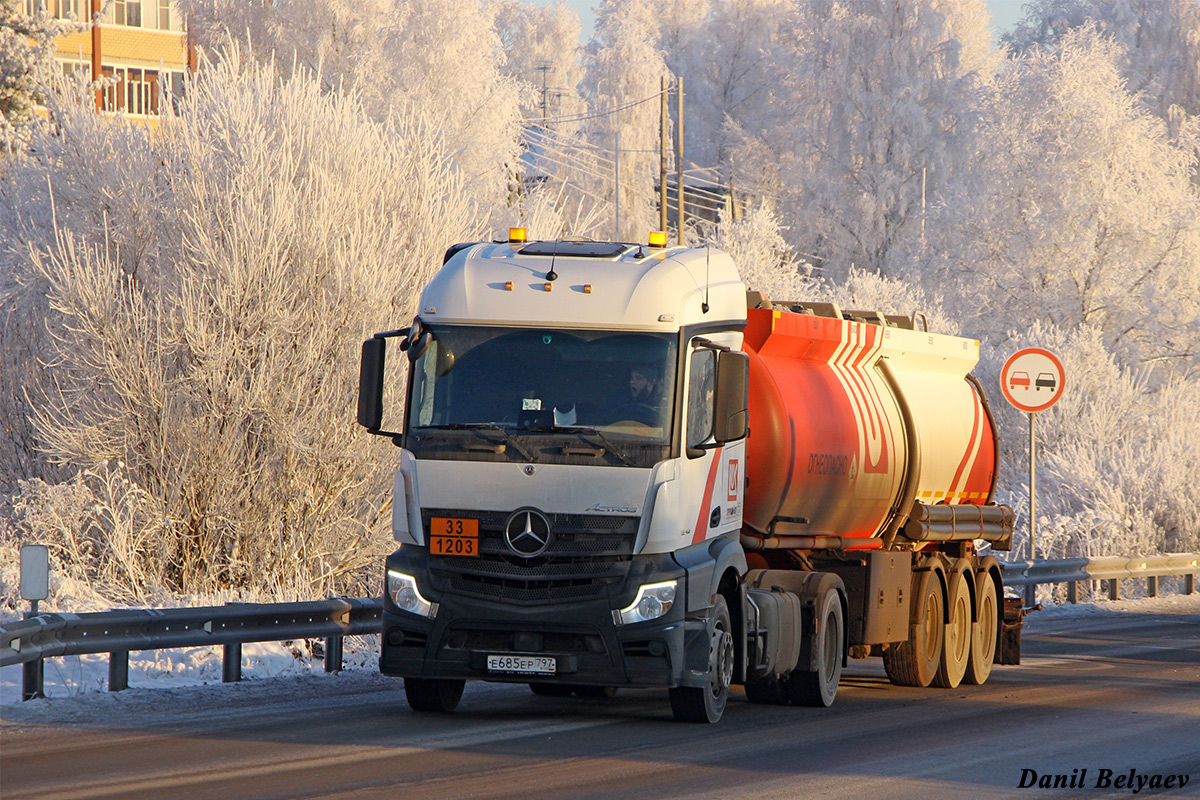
[387,570,437,618]
[614,580,678,625]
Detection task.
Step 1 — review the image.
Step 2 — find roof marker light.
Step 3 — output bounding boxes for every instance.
[583,284,592,294]
[648,231,667,247]
[504,282,513,291]
[543,283,553,292]
[509,227,527,243]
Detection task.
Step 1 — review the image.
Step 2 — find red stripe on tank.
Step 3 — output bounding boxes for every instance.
[948,393,982,503]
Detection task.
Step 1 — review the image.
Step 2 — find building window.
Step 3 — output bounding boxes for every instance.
[126,0,140,27]
[158,0,169,30]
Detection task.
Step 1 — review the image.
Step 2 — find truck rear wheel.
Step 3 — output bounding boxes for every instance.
[669,595,733,723]
[787,586,843,707]
[883,569,944,688]
[964,570,999,685]
[404,678,465,712]
[933,565,971,688]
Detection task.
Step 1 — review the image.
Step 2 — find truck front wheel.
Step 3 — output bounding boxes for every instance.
[404,678,465,712]
[787,586,843,707]
[670,595,733,723]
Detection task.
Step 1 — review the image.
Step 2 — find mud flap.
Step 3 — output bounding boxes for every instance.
[998,596,1038,665]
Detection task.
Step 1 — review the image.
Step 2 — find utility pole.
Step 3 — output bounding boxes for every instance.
[676,77,684,245]
[660,75,668,234]
[614,131,621,241]
[91,0,101,110]
[536,64,550,126]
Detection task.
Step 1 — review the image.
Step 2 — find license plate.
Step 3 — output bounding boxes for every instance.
[430,517,479,557]
[487,654,557,675]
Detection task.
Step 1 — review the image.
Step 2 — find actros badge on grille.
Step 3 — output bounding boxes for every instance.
[504,508,552,557]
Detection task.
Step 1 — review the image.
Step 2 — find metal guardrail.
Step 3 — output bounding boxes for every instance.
[3,553,1196,702]
[2,598,382,700]
[1000,553,1199,603]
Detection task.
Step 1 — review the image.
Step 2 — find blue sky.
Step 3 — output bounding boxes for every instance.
[540,0,1028,43]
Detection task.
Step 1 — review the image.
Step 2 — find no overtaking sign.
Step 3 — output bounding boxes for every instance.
[1000,347,1065,413]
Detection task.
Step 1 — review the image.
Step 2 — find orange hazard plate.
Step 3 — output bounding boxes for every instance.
[430,517,479,557]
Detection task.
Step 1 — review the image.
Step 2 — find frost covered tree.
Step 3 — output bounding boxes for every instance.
[927,27,1200,373]
[729,0,998,280]
[0,0,85,143]
[659,0,785,176]
[490,0,586,127]
[1006,0,1200,167]
[178,0,523,203]
[586,0,672,240]
[0,51,478,597]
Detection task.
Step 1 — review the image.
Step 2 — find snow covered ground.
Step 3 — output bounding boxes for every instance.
[4,593,1197,712]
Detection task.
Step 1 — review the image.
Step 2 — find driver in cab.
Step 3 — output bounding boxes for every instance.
[610,364,667,427]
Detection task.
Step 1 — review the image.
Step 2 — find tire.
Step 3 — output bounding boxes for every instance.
[787,586,843,707]
[669,595,733,723]
[404,678,465,712]
[529,683,575,697]
[883,569,944,688]
[964,570,999,685]
[933,564,971,688]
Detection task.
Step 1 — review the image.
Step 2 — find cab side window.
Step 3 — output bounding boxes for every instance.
[687,349,715,449]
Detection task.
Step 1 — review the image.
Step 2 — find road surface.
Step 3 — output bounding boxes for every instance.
[3,597,1198,799]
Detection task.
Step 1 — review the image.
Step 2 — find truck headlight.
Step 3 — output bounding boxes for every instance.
[387,570,437,618]
[614,580,678,625]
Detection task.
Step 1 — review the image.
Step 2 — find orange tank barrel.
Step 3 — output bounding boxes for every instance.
[741,307,997,549]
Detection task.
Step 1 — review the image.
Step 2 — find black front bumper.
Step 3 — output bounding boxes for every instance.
[380,546,708,688]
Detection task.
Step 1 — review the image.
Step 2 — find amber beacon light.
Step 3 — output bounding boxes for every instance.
[509,227,527,243]
[648,231,667,247]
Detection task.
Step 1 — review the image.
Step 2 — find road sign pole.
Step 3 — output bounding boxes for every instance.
[1027,411,1037,607]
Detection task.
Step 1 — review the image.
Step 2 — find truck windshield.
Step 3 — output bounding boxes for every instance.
[406,325,678,468]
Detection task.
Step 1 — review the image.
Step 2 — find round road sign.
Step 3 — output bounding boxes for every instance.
[1000,348,1065,413]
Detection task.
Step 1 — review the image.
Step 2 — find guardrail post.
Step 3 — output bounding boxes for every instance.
[1186,573,1195,595]
[324,636,343,673]
[1107,578,1119,601]
[109,647,130,690]
[1146,575,1157,598]
[1067,580,1078,604]
[223,643,242,683]
[22,658,44,701]
[109,651,129,691]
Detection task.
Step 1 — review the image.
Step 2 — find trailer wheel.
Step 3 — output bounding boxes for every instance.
[964,570,999,685]
[669,595,733,723]
[787,586,843,707]
[883,570,944,688]
[933,566,971,688]
[404,678,465,712]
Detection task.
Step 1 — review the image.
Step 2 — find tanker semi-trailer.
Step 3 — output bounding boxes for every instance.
[356,232,1017,723]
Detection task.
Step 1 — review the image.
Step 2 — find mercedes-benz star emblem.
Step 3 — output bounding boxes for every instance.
[504,508,552,557]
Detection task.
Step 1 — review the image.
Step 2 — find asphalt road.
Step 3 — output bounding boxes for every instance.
[3,598,1198,800]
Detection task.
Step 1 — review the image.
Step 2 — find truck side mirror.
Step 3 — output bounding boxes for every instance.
[713,350,749,444]
[358,337,386,430]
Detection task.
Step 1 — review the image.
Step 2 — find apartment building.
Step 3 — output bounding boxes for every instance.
[24,0,191,118]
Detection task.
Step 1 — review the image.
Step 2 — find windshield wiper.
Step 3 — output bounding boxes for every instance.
[521,425,636,467]
[414,424,536,462]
